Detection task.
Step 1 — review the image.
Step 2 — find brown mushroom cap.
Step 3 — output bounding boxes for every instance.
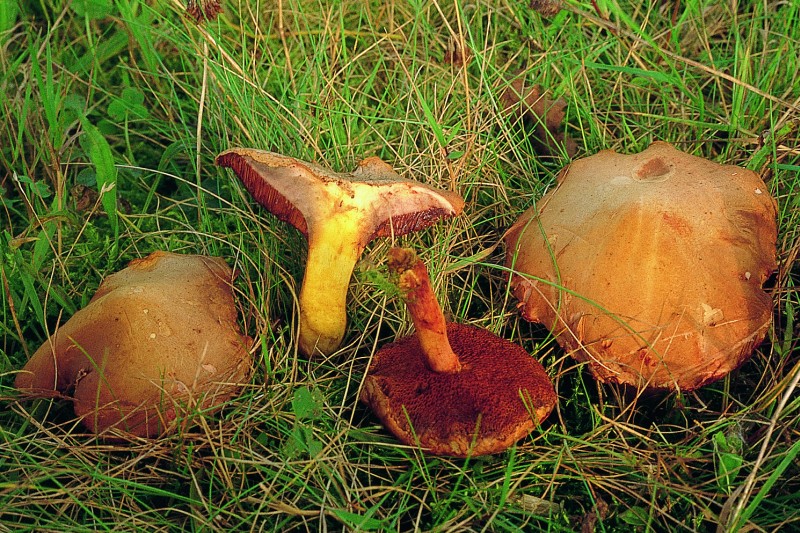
[216,150,465,241]
[216,148,464,356]
[15,251,252,437]
[504,141,778,390]
[362,324,556,457]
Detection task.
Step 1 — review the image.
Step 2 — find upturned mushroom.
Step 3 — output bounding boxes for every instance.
[15,251,252,437]
[216,149,464,356]
[361,247,557,457]
[505,142,778,390]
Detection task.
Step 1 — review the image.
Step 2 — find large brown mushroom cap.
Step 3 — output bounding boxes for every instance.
[15,251,253,437]
[216,148,464,356]
[505,142,778,390]
[216,149,465,241]
[362,324,556,457]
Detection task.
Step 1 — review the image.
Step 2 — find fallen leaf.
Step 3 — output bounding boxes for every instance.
[443,37,469,67]
[529,0,563,17]
[500,76,578,157]
[510,493,561,515]
[580,497,608,533]
[186,0,222,23]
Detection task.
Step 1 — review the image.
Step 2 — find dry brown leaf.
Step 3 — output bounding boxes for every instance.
[530,0,563,17]
[580,497,608,532]
[443,37,470,67]
[500,77,578,157]
[186,0,222,23]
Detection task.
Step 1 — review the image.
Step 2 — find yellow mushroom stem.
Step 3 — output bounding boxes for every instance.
[388,247,462,374]
[298,223,368,356]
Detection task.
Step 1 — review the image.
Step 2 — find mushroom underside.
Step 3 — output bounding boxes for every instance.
[216,148,465,357]
[361,323,556,457]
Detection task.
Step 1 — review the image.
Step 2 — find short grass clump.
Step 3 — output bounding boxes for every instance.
[1,0,798,531]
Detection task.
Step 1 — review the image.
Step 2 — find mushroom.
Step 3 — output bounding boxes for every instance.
[504,142,778,390]
[15,251,252,437]
[360,247,557,457]
[216,148,464,356]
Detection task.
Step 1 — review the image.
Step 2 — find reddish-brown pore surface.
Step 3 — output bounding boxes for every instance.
[370,208,456,241]
[216,151,310,236]
[361,323,556,457]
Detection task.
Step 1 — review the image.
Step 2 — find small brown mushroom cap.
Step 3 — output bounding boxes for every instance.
[361,323,557,457]
[15,251,252,437]
[505,142,777,390]
[216,148,464,356]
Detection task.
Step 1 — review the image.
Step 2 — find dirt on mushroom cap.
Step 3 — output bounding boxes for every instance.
[361,323,556,457]
[15,251,253,437]
[504,141,778,391]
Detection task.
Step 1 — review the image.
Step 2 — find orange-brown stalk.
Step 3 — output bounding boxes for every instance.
[388,247,462,374]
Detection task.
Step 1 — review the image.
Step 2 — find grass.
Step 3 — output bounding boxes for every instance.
[1,0,798,530]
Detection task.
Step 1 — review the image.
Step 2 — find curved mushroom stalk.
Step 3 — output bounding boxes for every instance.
[505,142,778,391]
[361,247,556,457]
[386,247,462,373]
[298,214,373,355]
[216,149,464,357]
[15,251,252,437]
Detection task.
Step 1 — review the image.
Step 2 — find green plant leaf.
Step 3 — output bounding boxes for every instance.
[77,117,118,237]
[714,430,744,494]
[0,0,20,34]
[292,386,324,421]
[619,506,648,526]
[282,425,323,459]
[329,509,384,531]
[108,87,149,121]
[71,0,112,19]
[14,174,51,200]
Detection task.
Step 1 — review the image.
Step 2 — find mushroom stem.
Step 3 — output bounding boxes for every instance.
[217,148,465,357]
[298,224,366,356]
[389,247,462,374]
